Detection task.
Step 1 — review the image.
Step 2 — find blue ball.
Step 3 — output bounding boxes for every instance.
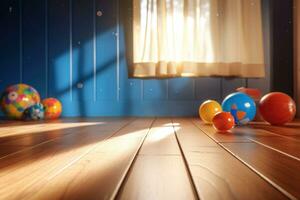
[23,103,45,120]
[222,92,256,125]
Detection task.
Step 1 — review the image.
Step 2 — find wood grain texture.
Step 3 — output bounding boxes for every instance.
[0,118,134,200]
[139,118,181,155]
[29,118,154,200]
[192,119,276,143]
[117,156,196,200]
[173,118,288,200]
[193,119,300,160]
[222,142,300,200]
[1,117,300,200]
[251,123,300,138]
[117,118,196,200]
[0,118,132,158]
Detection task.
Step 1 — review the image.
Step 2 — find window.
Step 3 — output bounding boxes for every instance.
[131,0,265,78]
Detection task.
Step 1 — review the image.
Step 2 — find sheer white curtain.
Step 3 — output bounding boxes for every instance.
[132,0,265,78]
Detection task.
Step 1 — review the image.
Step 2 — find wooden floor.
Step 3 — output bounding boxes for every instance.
[0,118,299,200]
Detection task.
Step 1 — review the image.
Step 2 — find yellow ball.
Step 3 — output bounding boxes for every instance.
[199,100,222,124]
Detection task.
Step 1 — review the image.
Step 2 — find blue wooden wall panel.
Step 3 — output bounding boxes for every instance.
[48,0,71,101]
[72,0,94,104]
[168,78,195,100]
[0,0,270,117]
[96,0,117,101]
[143,80,168,100]
[0,0,20,93]
[222,78,246,98]
[119,25,142,101]
[196,78,221,102]
[22,0,47,98]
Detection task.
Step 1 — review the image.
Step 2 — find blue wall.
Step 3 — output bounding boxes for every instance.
[0,0,271,117]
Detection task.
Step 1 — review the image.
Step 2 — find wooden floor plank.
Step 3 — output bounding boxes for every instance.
[0,118,134,200]
[117,118,196,200]
[192,119,282,143]
[0,118,130,157]
[29,118,154,200]
[117,156,196,200]
[139,118,181,155]
[173,118,288,200]
[248,136,300,160]
[0,117,299,200]
[222,142,300,200]
[250,122,300,138]
[193,119,300,161]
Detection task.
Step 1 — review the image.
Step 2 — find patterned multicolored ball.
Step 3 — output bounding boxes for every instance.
[0,84,40,119]
[42,98,62,119]
[23,103,45,120]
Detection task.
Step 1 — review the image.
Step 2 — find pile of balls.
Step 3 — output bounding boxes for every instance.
[0,84,62,120]
[199,89,296,132]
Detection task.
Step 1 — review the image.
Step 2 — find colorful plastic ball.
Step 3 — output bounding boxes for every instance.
[23,103,44,120]
[222,92,256,125]
[0,84,40,119]
[259,92,296,125]
[212,112,235,132]
[199,100,222,124]
[42,98,62,120]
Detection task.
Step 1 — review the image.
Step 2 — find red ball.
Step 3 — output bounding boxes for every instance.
[259,92,296,125]
[212,112,235,132]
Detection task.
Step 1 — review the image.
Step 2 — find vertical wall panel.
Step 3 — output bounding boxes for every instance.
[195,78,221,102]
[0,0,20,93]
[0,0,275,117]
[119,25,142,101]
[96,0,117,100]
[168,78,195,100]
[143,80,168,100]
[22,0,46,98]
[48,0,71,102]
[222,78,246,98]
[72,0,94,103]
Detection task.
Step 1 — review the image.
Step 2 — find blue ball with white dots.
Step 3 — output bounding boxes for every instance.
[23,103,45,120]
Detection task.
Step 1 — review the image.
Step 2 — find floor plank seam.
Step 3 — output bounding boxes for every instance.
[172,118,201,200]
[247,138,300,162]
[191,119,296,200]
[48,118,138,181]
[138,154,181,156]
[217,142,297,200]
[0,119,134,161]
[0,137,62,161]
[113,118,156,200]
[253,128,300,142]
[218,141,253,144]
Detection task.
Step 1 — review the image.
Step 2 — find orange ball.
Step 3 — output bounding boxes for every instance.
[212,112,235,132]
[199,100,222,124]
[259,92,296,125]
[42,98,62,120]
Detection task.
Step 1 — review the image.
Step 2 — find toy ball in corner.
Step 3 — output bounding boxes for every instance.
[212,112,235,132]
[0,84,40,119]
[42,98,62,120]
[199,100,222,124]
[222,92,256,125]
[259,92,296,125]
[23,103,44,120]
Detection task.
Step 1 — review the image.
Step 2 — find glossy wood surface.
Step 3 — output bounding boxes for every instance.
[1,118,299,200]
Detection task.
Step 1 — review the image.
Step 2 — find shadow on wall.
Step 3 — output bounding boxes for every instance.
[46,0,193,117]
[1,0,276,117]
